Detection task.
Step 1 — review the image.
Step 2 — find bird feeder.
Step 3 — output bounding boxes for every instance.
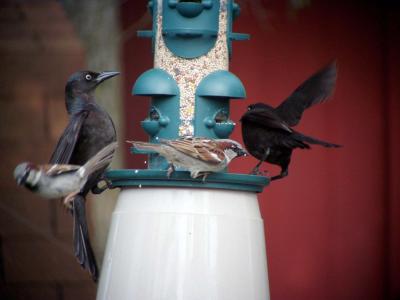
[97,1,270,299]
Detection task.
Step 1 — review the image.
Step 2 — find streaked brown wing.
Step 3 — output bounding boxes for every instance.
[41,164,80,176]
[164,137,224,165]
[193,139,226,164]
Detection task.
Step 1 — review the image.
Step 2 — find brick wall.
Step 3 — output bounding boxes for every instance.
[0,1,96,299]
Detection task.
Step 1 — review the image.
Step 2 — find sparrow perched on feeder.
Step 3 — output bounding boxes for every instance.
[127,137,247,179]
[49,70,118,280]
[240,61,341,181]
[14,142,117,205]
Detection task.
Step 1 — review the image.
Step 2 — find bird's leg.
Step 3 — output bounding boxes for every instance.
[201,172,209,182]
[250,160,263,175]
[271,166,289,181]
[190,172,209,182]
[166,163,175,178]
[250,148,270,175]
[63,191,80,209]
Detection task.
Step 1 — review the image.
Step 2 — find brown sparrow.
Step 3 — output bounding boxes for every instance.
[127,137,247,179]
[14,142,117,207]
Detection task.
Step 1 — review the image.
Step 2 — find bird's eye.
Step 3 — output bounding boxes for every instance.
[85,74,92,81]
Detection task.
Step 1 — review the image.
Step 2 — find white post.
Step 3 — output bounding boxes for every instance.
[97,188,269,300]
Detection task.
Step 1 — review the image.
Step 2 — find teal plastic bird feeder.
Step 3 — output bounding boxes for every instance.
[98,1,270,299]
[133,0,250,169]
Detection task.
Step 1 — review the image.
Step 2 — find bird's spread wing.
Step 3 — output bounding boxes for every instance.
[163,137,224,165]
[40,164,81,176]
[241,108,292,133]
[49,111,89,164]
[275,61,337,127]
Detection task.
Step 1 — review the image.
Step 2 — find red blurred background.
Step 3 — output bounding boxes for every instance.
[121,1,400,299]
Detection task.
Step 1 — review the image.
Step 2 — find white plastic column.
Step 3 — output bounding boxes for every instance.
[97,187,269,300]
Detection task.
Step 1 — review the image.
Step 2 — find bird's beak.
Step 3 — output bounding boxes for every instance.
[96,71,120,84]
[16,176,22,185]
[238,148,248,157]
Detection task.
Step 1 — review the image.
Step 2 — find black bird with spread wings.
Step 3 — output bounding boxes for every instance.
[50,70,118,280]
[240,62,341,181]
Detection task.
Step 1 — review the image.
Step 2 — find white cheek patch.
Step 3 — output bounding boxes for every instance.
[224,149,237,162]
[27,170,41,186]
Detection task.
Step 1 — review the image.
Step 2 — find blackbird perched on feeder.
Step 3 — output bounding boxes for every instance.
[49,70,119,280]
[127,137,247,180]
[240,62,340,181]
[14,142,117,205]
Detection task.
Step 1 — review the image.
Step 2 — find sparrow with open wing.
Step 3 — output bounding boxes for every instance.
[240,61,341,181]
[14,142,117,206]
[127,137,247,180]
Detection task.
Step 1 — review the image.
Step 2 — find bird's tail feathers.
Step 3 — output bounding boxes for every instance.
[72,195,98,281]
[126,141,161,152]
[81,142,118,178]
[294,132,341,148]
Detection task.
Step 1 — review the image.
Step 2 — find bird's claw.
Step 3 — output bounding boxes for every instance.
[200,172,209,182]
[251,170,266,176]
[250,167,258,175]
[63,191,79,209]
[166,164,175,178]
[250,167,269,176]
[91,179,112,194]
[250,166,261,175]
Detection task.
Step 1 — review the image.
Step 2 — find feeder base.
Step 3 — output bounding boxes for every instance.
[97,187,270,300]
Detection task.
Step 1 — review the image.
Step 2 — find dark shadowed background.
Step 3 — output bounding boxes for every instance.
[0,0,399,299]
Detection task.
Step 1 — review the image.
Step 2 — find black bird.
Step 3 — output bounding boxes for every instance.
[240,62,340,181]
[50,70,119,280]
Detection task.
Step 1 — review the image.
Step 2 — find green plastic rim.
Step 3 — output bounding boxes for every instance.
[106,169,269,193]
